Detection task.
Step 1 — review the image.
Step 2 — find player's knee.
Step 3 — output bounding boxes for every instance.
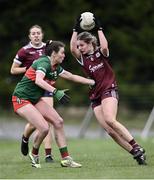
[41,126,49,137]
[104,125,113,134]
[29,124,36,132]
[104,116,116,128]
[54,117,64,129]
[106,128,116,137]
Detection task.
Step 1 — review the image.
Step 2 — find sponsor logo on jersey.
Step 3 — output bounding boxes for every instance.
[89,62,104,73]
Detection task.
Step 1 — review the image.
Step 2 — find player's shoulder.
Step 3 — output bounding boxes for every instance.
[42,42,46,47]
[36,56,49,64]
[96,47,109,58]
[22,42,32,50]
[16,43,31,55]
[16,45,28,57]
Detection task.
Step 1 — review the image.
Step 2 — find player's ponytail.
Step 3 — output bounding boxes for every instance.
[45,40,65,56]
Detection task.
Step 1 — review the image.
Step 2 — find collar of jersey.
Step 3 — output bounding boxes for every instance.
[29,42,45,49]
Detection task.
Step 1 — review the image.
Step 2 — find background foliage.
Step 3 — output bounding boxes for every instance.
[0,0,153,109]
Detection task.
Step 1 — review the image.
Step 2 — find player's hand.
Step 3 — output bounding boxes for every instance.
[73,15,82,32]
[93,16,103,31]
[53,89,70,104]
[89,80,96,90]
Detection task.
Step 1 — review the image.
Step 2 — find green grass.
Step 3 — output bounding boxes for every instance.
[0,138,154,179]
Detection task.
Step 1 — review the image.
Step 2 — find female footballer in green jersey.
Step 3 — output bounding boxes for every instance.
[12,40,95,168]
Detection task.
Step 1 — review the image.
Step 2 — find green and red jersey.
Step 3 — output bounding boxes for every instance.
[13,56,64,104]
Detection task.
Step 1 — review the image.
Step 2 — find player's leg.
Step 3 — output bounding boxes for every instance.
[101,97,146,165]
[16,103,49,168]
[21,123,35,156]
[35,99,82,168]
[94,105,133,152]
[101,97,134,142]
[42,126,54,162]
[41,97,54,162]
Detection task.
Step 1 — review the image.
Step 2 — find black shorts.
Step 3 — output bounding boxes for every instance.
[43,91,53,97]
[91,89,119,109]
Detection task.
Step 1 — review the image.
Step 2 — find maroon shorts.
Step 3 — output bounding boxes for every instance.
[91,89,119,109]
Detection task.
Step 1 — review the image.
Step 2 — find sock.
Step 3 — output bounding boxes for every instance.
[45,148,51,156]
[129,148,136,155]
[129,139,139,149]
[32,147,39,156]
[59,146,69,159]
[22,135,29,143]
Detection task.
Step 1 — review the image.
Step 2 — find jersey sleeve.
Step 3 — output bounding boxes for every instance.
[57,65,64,75]
[14,48,26,65]
[35,61,49,75]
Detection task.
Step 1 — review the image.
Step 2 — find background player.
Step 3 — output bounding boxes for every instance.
[10,25,54,162]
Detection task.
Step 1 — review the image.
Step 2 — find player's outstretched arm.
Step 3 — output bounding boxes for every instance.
[70,18,81,59]
[60,70,95,86]
[94,16,109,57]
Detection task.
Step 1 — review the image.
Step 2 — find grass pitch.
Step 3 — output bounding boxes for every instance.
[0,138,154,179]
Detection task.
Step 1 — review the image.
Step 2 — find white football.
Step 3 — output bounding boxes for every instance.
[80,12,95,31]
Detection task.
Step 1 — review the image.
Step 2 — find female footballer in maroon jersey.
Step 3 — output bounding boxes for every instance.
[10,25,54,162]
[70,16,147,165]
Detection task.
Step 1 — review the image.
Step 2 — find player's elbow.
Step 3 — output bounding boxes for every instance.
[10,68,16,75]
[35,78,41,86]
[101,48,109,57]
[70,42,77,53]
[70,46,74,53]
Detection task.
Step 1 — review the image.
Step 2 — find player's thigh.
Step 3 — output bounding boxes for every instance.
[35,100,63,125]
[93,105,107,127]
[41,97,54,107]
[101,97,118,120]
[17,104,48,131]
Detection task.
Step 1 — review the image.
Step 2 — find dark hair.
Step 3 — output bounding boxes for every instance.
[45,40,65,56]
[77,31,97,50]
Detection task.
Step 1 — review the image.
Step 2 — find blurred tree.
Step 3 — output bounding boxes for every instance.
[0,0,153,109]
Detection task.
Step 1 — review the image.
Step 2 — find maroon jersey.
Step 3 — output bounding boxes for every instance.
[77,48,117,100]
[13,42,46,69]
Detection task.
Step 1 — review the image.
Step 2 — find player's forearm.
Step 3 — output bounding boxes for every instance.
[35,78,56,93]
[10,67,26,75]
[71,74,95,85]
[98,30,108,49]
[70,32,78,53]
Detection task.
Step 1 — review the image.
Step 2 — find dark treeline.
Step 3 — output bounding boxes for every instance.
[0,0,154,109]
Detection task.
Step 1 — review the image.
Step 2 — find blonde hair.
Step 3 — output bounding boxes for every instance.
[77,31,97,50]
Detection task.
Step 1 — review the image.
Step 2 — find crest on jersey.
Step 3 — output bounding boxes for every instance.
[96,52,101,58]
[16,97,22,104]
[49,71,58,79]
